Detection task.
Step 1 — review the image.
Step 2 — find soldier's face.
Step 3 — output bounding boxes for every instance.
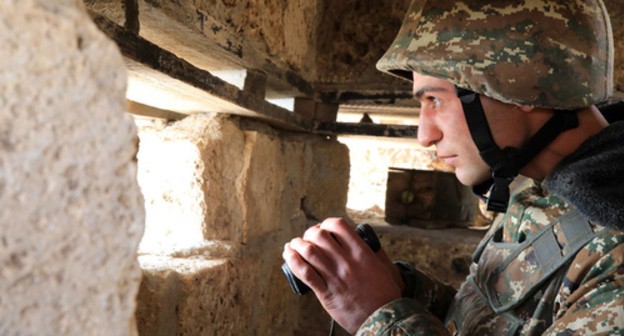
[412,72,491,186]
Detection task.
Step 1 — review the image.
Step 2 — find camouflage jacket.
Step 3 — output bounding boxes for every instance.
[357,122,624,335]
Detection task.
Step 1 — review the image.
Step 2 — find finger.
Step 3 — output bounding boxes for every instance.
[319,218,369,257]
[287,238,337,288]
[282,242,328,292]
[317,217,355,239]
[302,224,343,255]
[289,237,334,272]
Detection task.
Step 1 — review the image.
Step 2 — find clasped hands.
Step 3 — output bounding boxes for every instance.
[282,217,404,333]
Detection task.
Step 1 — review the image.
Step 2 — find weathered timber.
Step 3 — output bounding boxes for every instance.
[85,0,314,99]
[318,90,415,105]
[127,100,187,121]
[124,0,139,34]
[313,122,418,138]
[293,97,338,122]
[243,70,268,98]
[90,12,312,132]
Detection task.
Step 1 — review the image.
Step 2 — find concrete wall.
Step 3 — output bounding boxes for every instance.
[0,0,144,335]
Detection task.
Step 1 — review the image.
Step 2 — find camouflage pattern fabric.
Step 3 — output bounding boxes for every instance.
[376,0,614,109]
[356,180,624,335]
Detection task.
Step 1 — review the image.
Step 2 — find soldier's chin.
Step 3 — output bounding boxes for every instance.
[455,170,490,188]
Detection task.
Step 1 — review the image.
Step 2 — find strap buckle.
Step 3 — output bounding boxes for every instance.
[485,176,513,212]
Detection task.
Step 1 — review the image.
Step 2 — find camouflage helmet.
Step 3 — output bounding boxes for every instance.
[377,0,614,109]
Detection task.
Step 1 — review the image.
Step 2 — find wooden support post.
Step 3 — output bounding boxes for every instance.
[294,97,338,122]
[313,122,418,138]
[124,0,139,34]
[243,70,267,98]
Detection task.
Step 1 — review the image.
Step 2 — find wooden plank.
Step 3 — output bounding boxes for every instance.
[318,90,415,105]
[84,0,314,99]
[126,101,187,121]
[313,122,418,138]
[90,11,312,132]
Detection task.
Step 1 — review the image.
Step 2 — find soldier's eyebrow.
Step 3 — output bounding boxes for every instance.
[413,86,450,99]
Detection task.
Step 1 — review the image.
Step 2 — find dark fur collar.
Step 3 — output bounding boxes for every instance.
[544,121,624,229]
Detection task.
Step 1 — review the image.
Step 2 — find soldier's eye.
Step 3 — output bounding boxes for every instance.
[427,96,441,109]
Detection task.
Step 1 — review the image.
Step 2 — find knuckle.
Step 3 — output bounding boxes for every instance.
[298,265,316,281]
[299,242,317,257]
[304,226,335,246]
[321,217,350,231]
[302,225,321,241]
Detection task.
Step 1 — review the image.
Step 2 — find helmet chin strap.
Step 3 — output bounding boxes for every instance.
[456,87,579,212]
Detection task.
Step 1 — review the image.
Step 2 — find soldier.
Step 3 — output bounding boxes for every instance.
[283,0,624,334]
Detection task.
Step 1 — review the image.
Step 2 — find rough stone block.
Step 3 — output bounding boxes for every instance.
[279,138,312,226]
[605,1,624,91]
[135,114,351,334]
[385,168,479,228]
[302,136,350,220]
[137,114,350,252]
[238,128,286,240]
[340,137,442,214]
[374,225,484,289]
[0,1,144,335]
[136,248,307,335]
[84,0,126,26]
[137,113,246,252]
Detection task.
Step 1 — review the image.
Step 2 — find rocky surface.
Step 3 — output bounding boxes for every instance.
[0,0,144,335]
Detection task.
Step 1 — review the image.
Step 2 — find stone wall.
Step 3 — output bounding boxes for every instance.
[318,0,624,91]
[315,0,409,85]
[133,114,483,335]
[0,0,144,335]
[340,137,441,215]
[192,0,323,79]
[605,0,624,91]
[85,0,624,96]
[2,1,622,335]
[135,114,350,335]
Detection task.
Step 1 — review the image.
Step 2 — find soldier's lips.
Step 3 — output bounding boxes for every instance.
[438,155,457,166]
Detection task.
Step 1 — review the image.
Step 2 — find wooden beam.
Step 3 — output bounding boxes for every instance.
[318,90,415,105]
[126,101,187,121]
[90,11,312,132]
[313,122,418,138]
[85,0,314,99]
[124,0,139,34]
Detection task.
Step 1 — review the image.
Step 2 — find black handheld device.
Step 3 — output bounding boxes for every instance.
[281,224,381,295]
